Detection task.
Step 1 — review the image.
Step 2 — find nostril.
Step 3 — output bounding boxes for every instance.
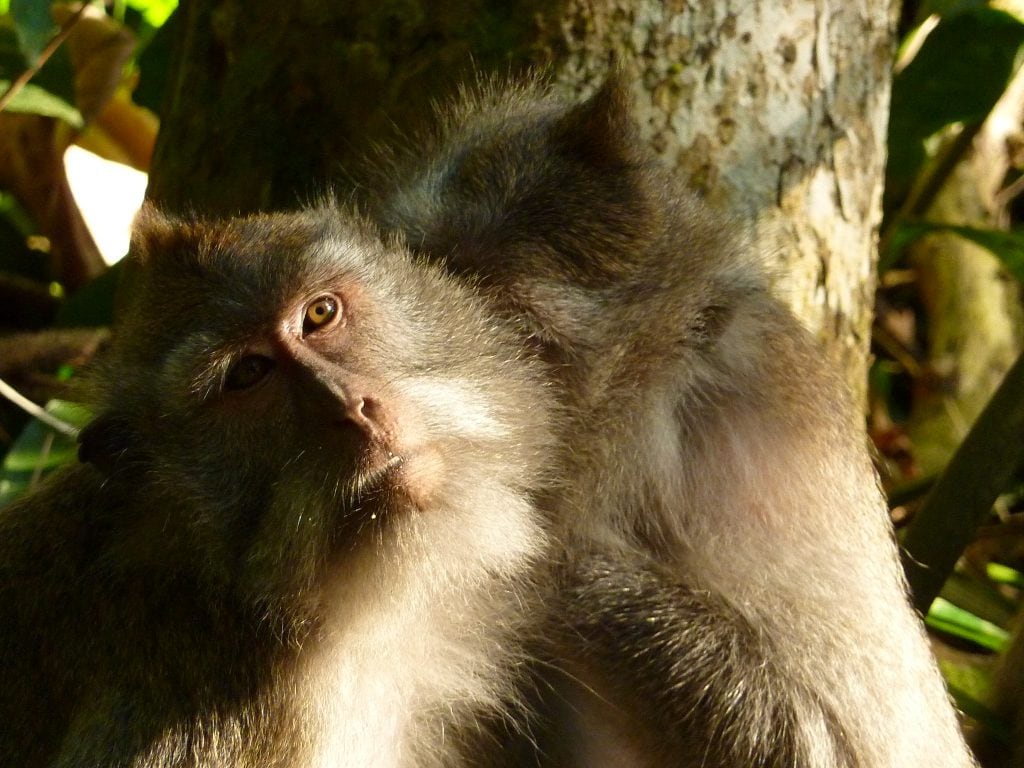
[358,396,379,422]
[347,396,380,435]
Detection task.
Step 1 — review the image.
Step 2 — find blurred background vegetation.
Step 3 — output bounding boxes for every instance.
[1,0,1023,762]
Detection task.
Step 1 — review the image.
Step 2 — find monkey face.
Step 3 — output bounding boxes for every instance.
[78,205,554,609]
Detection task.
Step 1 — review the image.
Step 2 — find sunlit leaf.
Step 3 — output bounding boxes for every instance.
[0,399,91,510]
[888,221,1024,283]
[926,597,1011,652]
[987,562,1024,589]
[888,9,1024,199]
[0,78,82,125]
[940,571,1016,628]
[125,0,177,28]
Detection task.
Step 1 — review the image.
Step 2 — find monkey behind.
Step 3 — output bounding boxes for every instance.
[0,207,556,767]
[371,78,978,767]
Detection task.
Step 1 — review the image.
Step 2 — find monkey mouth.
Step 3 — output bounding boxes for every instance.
[350,452,404,504]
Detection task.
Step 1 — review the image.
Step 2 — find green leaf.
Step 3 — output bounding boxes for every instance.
[0,20,28,81]
[10,0,53,62]
[917,0,988,20]
[888,222,1024,283]
[0,79,82,126]
[54,261,121,327]
[939,571,1016,629]
[925,597,1011,652]
[896,9,1024,135]
[903,352,1024,610]
[125,0,177,28]
[134,7,175,113]
[0,190,48,282]
[0,400,91,510]
[0,190,33,235]
[888,9,1024,195]
[987,562,1024,589]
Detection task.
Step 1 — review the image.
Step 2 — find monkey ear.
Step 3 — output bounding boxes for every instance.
[129,203,184,266]
[552,73,640,170]
[78,414,135,475]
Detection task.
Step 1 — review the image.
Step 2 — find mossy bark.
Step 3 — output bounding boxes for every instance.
[149,0,897,399]
[148,0,562,213]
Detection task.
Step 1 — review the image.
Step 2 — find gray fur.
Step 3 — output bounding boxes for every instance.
[369,77,978,767]
[0,207,557,767]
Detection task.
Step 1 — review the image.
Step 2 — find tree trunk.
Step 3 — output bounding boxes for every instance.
[149,0,896,398]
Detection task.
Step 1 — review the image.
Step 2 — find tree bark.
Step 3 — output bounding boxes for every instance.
[149,0,896,398]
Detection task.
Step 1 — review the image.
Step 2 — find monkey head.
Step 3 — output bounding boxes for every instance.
[77,205,554,621]
[372,77,760,398]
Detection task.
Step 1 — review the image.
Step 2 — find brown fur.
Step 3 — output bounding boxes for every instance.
[0,206,557,767]
[368,76,978,767]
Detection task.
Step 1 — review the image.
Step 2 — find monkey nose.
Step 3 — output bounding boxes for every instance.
[343,395,384,438]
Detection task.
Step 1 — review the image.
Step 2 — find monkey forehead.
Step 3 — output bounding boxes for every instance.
[134,211,384,291]
[120,209,427,336]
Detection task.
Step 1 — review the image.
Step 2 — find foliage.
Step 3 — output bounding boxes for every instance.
[0,0,170,481]
[0,79,81,124]
[886,8,1024,209]
[0,399,89,507]
[878,0,1024,753]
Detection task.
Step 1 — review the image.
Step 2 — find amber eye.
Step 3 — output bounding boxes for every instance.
[224,355,274,391]
[303,295,340,335]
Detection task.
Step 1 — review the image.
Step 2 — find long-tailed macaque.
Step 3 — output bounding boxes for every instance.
[0,207,557,767]
[369,78,979,766]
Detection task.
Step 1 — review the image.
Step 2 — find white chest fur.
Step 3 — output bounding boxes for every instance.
[297,491,546,768]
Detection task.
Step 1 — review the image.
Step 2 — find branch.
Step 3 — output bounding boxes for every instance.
[902,351,1024,612]
[0,2,90,113]
[0,377,80,438]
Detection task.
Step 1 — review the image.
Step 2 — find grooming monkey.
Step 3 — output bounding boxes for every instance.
[369,78,978,766]
[0,78,977,768]
[0,207,557,767]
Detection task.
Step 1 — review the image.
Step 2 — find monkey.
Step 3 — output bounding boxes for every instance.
[0,78,979,768]
[0,205,559,767]
[366,76,980,767]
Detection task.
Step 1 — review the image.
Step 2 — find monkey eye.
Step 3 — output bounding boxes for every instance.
[224,354,274,391]
[303,295,340,335]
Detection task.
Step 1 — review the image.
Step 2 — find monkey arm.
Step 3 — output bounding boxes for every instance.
[553,550,857,768]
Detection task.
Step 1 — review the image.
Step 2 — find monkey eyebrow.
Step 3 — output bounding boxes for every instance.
[176,341,241,400]
[157,334,220,401]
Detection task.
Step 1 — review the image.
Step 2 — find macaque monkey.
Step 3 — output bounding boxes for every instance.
[369,78,979,766]
[0,207,558,767]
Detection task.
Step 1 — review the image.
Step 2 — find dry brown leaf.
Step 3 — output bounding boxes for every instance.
[80,89,158,170]
[51,2,136,123]
[0,112,105,290]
